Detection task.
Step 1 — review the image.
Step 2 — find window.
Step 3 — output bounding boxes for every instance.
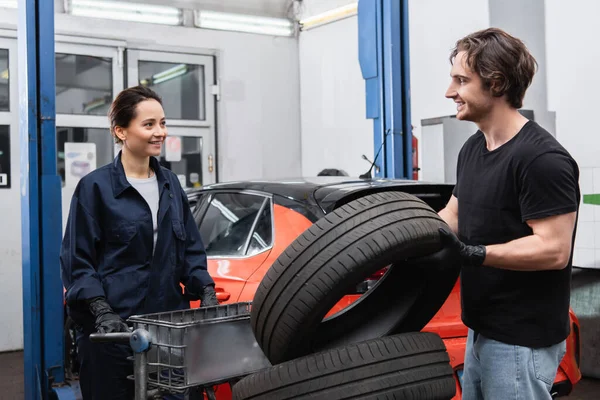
[199,193,273,257]
[55,53,113,115]
[247,204,272,256]
[0,49,8,112]
[138,61,205,120]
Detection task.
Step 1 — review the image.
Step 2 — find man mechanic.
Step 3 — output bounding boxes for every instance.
[438,28,580,399]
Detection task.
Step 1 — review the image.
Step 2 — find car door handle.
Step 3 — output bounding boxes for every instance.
[216,290,231,301]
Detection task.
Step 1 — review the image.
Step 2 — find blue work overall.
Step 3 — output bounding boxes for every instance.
[61,153,213,399]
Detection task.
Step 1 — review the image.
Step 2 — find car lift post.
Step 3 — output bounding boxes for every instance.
[358,0,412,179]
[19,1,73,399]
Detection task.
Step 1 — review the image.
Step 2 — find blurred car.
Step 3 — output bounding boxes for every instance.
[187,177,582,399]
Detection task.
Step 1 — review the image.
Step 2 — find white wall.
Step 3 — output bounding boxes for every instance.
[409,0,489,162]
[545,0,600,269]
[488,0,555,136]
[299,15,373,177]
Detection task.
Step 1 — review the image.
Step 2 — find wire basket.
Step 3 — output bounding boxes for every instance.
[127,302,271,392]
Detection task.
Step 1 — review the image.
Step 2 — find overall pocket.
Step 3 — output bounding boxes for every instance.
[106,221,139,266]
[171,220,187,270]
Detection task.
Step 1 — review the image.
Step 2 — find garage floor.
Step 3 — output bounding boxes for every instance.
[0,351,599,399]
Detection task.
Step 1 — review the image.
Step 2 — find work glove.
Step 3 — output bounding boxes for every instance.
[438,227,486,267]
[199,285,219,308]
[403,240,460,270]
[87,297,130,334]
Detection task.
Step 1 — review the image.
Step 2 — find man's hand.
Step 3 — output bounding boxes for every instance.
[199,285,219,308]
[87,297,129,334]
[404,236,461,270]
[439,227,486,267]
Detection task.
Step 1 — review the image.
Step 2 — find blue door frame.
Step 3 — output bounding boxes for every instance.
[19,1,67,399]
[358,0,412,179]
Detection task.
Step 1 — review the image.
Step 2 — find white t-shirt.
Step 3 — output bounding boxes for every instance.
[127,175,159,252]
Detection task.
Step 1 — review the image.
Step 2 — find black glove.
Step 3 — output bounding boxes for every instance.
[438,227,486,267]
[403,235,461,270]
[87,297,130,334]
[199,285,219,308]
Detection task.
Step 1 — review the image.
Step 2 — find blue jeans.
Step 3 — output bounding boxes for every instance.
[462,329,566,400]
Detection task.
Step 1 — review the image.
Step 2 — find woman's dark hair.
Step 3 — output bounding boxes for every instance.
[108,85,163,144]
[450,28,537,109]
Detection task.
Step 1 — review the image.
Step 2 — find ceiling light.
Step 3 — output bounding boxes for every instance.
[68,0,182,26]
[299,3,358,31]
[153,66,187,85]
[194,10,294,37]
[140,64,188,86]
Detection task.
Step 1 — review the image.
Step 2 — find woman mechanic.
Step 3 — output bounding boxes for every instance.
[60,85,218,399]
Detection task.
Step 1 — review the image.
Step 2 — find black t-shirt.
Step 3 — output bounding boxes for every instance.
[453,121,580,348]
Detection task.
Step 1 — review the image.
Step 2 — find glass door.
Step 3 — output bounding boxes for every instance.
[126,49,217,185]
[0,36,17,197]
[159,126,214,189]
[0,35,23,352]
[55,42,123,128]
[0,38,14,189]
[55,41,124,229]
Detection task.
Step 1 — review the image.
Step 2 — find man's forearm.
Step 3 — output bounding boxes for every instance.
[438,207,458,234]
[485,235,570,271]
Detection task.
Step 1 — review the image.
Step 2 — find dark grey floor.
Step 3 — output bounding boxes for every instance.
[0,350,599,399]
[0,351,24,400]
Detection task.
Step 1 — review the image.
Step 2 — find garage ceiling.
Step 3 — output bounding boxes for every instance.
[123,0,297,19]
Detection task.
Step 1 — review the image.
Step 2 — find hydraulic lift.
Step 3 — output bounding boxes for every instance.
[358,0,412,179]
[19,1,76,399]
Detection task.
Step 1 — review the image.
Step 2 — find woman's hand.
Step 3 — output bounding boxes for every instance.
[199,285,219,308]
[87,297,130,333]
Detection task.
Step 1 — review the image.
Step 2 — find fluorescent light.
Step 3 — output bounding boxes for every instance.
[0,0,17,8]
[153,67,187,84]
[140,64,188,86]
[83,96,109,113]
[194,10,294,37]
[69,0,182,26]
[153,64,186,81]
[299,3,358,31]
[0,69,8,80]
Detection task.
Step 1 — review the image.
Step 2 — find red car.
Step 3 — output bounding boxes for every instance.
[188,177,581,399]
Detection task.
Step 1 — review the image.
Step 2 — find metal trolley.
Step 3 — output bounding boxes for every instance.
[90,302,271,400]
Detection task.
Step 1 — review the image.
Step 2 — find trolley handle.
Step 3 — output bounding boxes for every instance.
[89,332,132,344]
[89,329,152,354]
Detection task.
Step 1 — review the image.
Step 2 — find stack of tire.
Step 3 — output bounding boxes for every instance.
[232,192,461,400]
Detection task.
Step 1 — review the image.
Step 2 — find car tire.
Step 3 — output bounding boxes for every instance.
[232,332,456,400]
[251,191,461,364]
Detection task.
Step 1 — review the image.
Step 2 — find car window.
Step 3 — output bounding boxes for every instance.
[187,193,200,213]
[199,193,269,257]
[273,194,321,222]
[247,203,273,256]
[193,193,210,226]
